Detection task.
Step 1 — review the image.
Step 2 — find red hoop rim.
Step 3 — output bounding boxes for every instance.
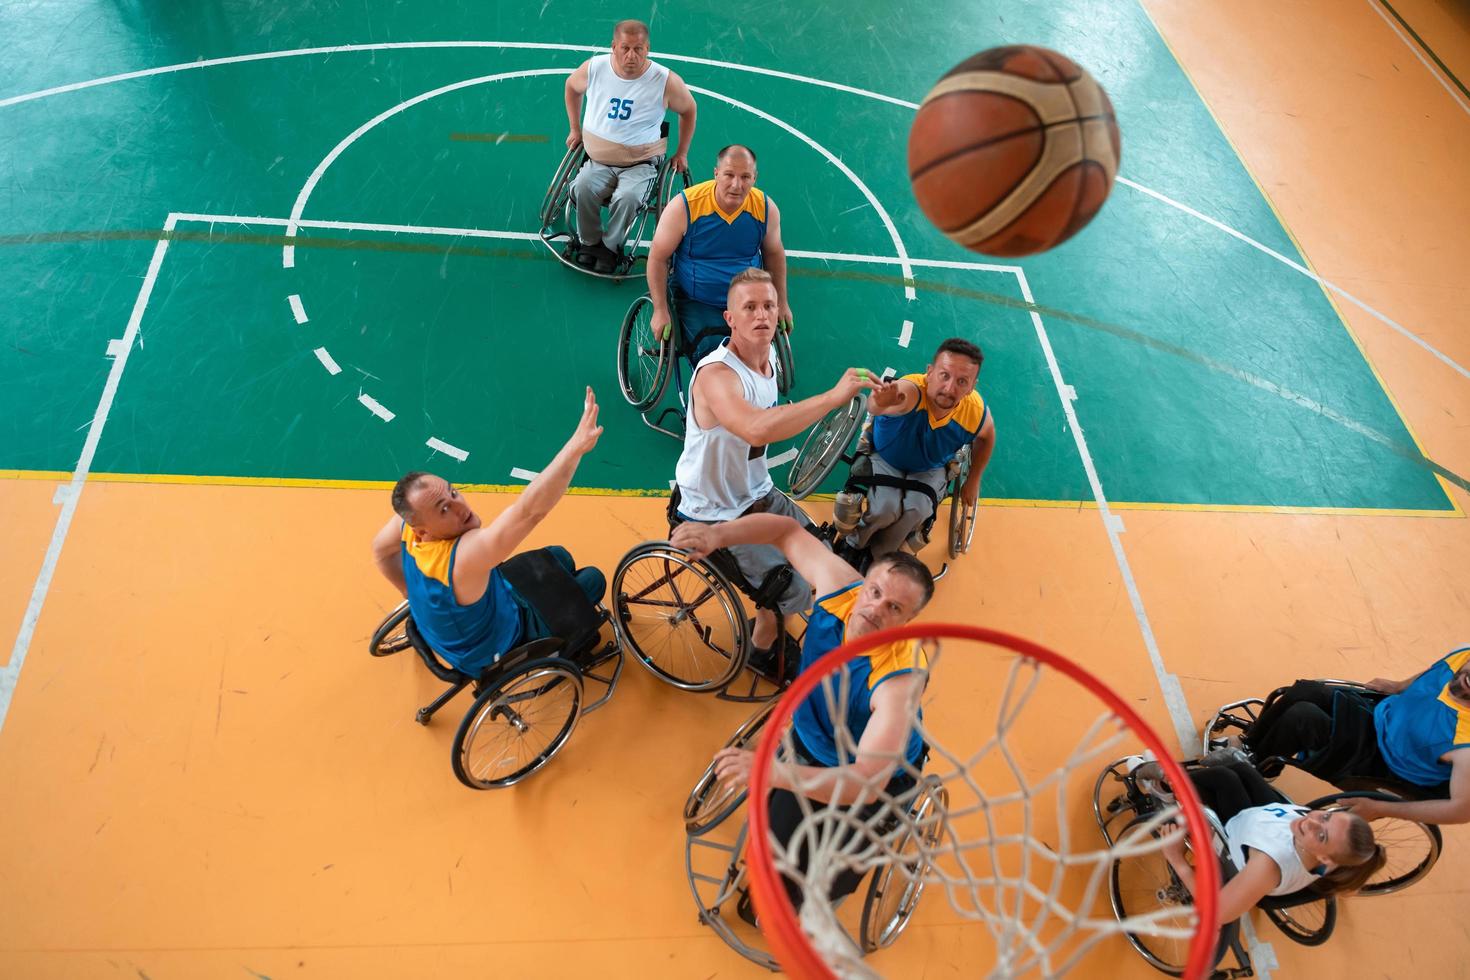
[745,622,1219,980]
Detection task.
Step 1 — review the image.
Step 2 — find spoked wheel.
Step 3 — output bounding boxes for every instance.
[451,657,583,790]
[540,144,586,231]
[1309,790,1442,895]
[369,601,413,656]
[945,446,976,559]
[774,326,796,395]
[860,776,949,953]
[684,700,776,836]
[657,164,689,214]
[618,293,674,410]
[611,543,750,692]
[788,394,864,500]
[1262,895,1337,946]
[1109,813,1237,976]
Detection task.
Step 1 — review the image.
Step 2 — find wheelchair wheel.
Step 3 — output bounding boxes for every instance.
[612,542,749,692]
[368,601,413,656]
[1109,812,1238,976]
[1262,895,1337,947]
[788,394,864,500]
[656,163,688,213]
[1307,790,1442,895]
[539,144,586,231]
[859,776,948,953]
[617,293,674,411]
[774,325,795,395]
[946,446,976,560]
[684,700,775,836]
[451,656,583,790]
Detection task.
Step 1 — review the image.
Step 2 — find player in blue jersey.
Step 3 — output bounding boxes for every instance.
[836,337,997,561]
[646,144,793,364]
[1237,648,1470,825]
[671,512,935,908]
[369,389,605,676]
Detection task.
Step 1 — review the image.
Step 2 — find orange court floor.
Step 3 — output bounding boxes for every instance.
[2,0,1469,978]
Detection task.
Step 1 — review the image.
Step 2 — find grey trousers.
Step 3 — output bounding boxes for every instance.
[572,157,660,250]
[850,453,949,556]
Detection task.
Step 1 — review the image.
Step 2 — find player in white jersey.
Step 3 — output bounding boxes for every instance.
[1129,755,1383,923]
[564,20,697,273]
[672,267,886,674]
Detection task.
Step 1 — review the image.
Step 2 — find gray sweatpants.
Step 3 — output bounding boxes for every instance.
[850,453,949,556]
[572,157,660,250]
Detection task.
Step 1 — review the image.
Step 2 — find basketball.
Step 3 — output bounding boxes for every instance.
[908,45,1121,257]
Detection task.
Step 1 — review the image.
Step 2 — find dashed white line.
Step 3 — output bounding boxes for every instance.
[427,438,469,462]
[768,447,799,468]
[288,294,308,324]
[898,319,914,348]
[313,347,342,375]
[358,393,394,421]
[508,466,539,480]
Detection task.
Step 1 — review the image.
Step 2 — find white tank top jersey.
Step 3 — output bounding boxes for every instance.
[675,342,778,521]
[581,54,670,147]
[1224,803,1317,897]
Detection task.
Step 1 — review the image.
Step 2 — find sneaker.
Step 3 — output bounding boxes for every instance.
[572,241,597,267]
[1199,746,1253,769]
[592,243,621,274]
[747,631,798,682]
[1122,754,1174,802]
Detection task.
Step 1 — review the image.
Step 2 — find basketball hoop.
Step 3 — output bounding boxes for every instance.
[744,623,1219,979]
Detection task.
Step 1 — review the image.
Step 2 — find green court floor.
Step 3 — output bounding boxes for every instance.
[0,0,1453,511]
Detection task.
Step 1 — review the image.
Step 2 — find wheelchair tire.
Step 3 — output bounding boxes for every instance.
[617,293,674,411]
[946,447,976,560]
[369,601,413,657]
[774,326,795,395]
[656,164,688,215]
[684,700,775,836]
[1306,789,1442,895]
[1108,812,1239,976]
[859,776,947,953]
[539,144,585,231]
[788,394,865,500]
[451,656,583,790]
[1262,895,1337,947]
[611,542,749,692]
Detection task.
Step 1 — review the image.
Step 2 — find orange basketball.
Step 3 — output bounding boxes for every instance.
[908,46,1121,257]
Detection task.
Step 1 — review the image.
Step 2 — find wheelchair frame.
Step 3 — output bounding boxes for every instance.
[683,701,946,970]
[538,121,687,282]
[367,598,623,790]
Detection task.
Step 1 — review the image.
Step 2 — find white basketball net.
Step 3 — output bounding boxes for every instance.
[763,641,1204,978]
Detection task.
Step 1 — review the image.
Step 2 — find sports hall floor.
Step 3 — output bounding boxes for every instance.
[1,0,1466,976]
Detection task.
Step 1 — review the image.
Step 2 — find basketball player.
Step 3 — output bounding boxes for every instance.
[647,144,792,364]
[671,267,886,674]
[564,20,697,273]
[671,512,934,910]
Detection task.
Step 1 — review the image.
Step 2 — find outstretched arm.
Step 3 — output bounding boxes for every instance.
[672,512,859,600]
[1343,749,1470,825]
[1162,836,1281,924]
[371,515,408,598]
[696,362,887,447]
[451,389,603,597]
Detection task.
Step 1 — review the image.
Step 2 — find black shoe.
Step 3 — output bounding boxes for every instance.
[572,242,597,268]
[747,630,799,683]
[735,888,759,928]
[592,243,621,274]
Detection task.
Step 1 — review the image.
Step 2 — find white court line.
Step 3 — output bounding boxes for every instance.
[313,347,341,375]
[1013,268,1194,751]
[427,438,469,462]
[358,393,394,421]
[767,447,799,468]
[1118,176,1470,381]
[508,466,539,481]
[898,320,914,348]
[287,293,308,324]
[2,213,177,733]
[1367,0,1470,118]
[3,39,1458,380]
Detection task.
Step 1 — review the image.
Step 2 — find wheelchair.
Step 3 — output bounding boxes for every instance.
[538,121,687,282]
[367,549,623,790]
[1095,754,1439,977]
[617,279,796,440]
[787,398,977,563]
[1201,681,1443,896]
[683,701,949,969]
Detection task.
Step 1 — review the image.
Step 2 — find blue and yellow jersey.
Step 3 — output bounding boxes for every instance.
[871,372,987,474]
[1375,646,1470,787]
[672,179,769,307]
[400,524,521,676]
[791,583,927,768]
